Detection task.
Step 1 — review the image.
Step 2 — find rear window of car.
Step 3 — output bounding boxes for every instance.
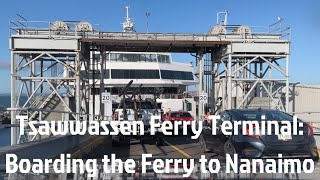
[171,112,192,118]
[236,110,295,121]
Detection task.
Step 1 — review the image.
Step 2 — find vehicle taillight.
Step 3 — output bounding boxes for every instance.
[114,112,118,121]
[306,123,313,137]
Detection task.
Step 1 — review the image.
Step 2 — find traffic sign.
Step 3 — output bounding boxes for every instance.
[199,93,208,103]
[101,92,111,103]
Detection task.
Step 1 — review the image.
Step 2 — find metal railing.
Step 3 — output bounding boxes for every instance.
[9,20,290,41]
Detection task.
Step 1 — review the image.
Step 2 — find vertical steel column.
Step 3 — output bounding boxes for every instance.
[227,45,232,109]
[75,52,80,120]
[100,47,105,119]
[198,49,204,119]
[260,62,263,97]
[31,58,36,92]
[40,59,43,93]
[11,51,17,145]
[254,62,258,96]
[235,61,238,108]
[92,50,95,119]
[210,52,215,113]
[285,55,290,112]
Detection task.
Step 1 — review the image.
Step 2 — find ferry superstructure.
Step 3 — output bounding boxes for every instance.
[85,51,196,92]
[78,7,197,118]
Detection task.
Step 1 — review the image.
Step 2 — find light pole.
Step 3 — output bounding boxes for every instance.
[146,12,150,33]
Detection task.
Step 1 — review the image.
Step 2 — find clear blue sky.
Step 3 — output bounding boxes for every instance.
[0,0,319,93]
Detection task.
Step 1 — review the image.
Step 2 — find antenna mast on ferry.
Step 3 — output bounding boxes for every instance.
[122,6,135,32]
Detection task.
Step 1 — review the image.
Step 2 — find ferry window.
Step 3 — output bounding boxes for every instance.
[111,69,160,79]
[110,53,121,61]
[122,54,130,62]
[117,54,124,61]
[145,54,156,62]
[133,54,140,62]
[157,55,169,63]
[136,70,159,79]
[160,70,170,79]
[122,54,139,62]
[176,71,180,79]
[112,70,124,79]
[157,55,163,63]
[145,54,151,62]
[160,70,194,80]
[125,70,132,78]
[164,55,168,63]
[150,54,157,62]
[165,55,170,63]
[140,54,146,62]
[110,53,116,61]
[160,55,169,63]
[185,72,193,80]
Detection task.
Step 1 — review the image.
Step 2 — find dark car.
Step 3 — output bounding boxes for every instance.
[200,109,319,161]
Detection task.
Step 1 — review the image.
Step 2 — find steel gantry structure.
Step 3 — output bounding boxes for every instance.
[9,20,290,145]
[205,25,290,113]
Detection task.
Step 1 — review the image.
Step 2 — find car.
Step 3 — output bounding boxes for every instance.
[163,111,194,122]
[199,109,319,161]
[114,99,160,121]
[113,99,163,145]
[163,111,194,132]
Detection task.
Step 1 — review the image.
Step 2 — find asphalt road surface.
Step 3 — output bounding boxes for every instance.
[2,135,320,179]
[84,135,225,160]
[83,135,320,179]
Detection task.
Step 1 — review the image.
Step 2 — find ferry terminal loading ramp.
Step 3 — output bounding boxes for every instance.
[2,13,312,179]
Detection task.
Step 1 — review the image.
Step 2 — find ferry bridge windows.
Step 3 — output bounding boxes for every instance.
[144,54,157,62]
[110,53,121,61]
[123,54,133,62]
[111,69,160,79]
[109,53,166,63]
[185,72,194,80]
[149,54,157,62]
[133,54,140,62]
[160,70,194,80]
[139,54,146,62]
[110,87,178,95]
[157,55,170,63]
[82,69,193,80]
